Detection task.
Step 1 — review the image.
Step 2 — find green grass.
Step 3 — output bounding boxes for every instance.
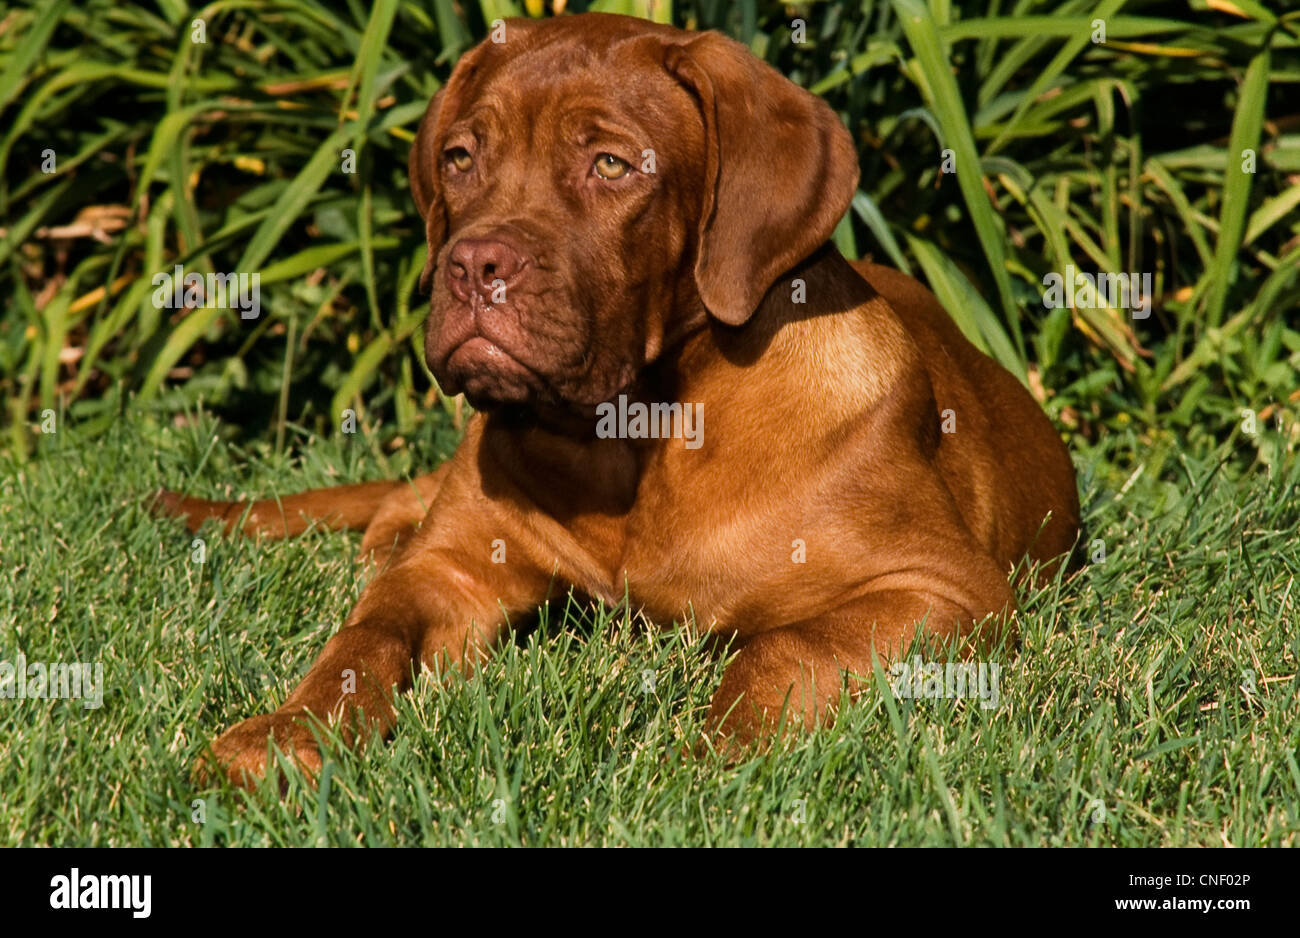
[3,0,1299,847]
[1,408,1296,847]
[3,1,1299,469]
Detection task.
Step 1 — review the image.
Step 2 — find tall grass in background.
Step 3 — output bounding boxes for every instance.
[1,0,1297,477]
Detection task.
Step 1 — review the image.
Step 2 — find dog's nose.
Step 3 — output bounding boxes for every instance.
[446,237,527,303]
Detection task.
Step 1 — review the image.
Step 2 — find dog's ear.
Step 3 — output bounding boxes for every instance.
[409,88,448,295]
[409,89,444,224]
[667,33,860,326]
[411,23,544,295]
[408,41,495,294]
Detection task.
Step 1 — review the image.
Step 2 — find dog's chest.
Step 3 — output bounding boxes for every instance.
[612,446,872,637]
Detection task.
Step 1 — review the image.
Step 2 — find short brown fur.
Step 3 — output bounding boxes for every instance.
[157,14,1079,786]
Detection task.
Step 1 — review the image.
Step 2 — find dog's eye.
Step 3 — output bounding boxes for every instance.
[593,153,630,180]
[445,147,474,173]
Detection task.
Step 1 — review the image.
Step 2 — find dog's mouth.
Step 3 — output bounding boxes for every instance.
[442,335,542,406]
[428,283,637,418]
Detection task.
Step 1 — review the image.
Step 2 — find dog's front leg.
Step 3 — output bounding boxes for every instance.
[202,525,548,789]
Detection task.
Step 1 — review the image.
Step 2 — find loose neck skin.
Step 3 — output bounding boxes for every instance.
[480,244,907,505]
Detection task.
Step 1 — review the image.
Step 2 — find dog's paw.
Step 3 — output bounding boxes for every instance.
[194,713,324,791]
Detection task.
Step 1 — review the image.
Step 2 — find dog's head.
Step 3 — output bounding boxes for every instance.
[409,13,859,414]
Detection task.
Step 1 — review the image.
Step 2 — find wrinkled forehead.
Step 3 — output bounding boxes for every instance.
[444,36,701,149]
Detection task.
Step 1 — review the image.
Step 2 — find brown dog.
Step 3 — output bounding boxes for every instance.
[159,13,1079,786]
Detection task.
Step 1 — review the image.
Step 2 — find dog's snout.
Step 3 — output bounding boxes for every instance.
[447,237,528,302]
